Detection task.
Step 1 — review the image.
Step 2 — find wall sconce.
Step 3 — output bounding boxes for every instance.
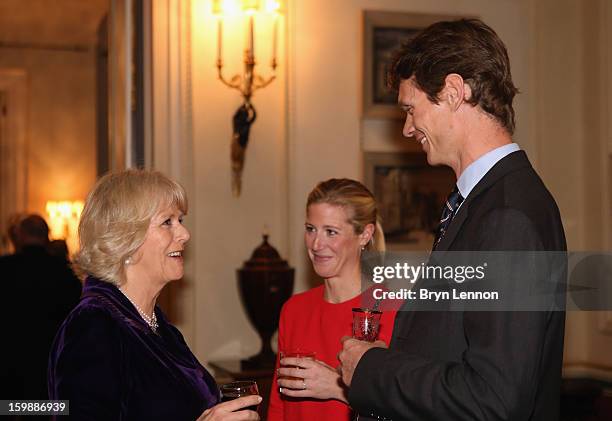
[213,0,281,196]
[45,200,84,255]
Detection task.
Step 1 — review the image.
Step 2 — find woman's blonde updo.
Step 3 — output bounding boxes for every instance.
[306,178,385,252]
[74,169,188,285]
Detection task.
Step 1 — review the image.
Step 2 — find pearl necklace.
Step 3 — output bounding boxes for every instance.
[120,289,159,332]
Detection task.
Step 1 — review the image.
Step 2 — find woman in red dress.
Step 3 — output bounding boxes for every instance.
[267,178,397,421]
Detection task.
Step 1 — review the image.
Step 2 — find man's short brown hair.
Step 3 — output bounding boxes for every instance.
[388,18,519,134]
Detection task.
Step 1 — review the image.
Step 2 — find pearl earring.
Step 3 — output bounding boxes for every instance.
[125,256,132,265]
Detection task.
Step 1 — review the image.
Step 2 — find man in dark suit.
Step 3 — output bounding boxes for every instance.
[339,19,566,420]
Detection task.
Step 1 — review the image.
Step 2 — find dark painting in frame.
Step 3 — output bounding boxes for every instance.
[362,11,464,119]
[364,152,456,250]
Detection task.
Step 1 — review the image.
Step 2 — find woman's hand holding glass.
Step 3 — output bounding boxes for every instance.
[277,356,348,404]
[197,395,262,421]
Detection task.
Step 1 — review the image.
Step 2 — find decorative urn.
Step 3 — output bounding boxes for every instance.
[237,234,294,368]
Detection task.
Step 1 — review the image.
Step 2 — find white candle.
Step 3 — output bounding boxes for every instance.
[217,19,223,62]
[248,15,254,59]
[272,14,278,63]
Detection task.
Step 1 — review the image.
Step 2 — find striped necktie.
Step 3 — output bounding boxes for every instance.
[433,185,464,249]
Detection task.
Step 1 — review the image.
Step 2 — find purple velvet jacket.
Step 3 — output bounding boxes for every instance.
[48,277,219,420]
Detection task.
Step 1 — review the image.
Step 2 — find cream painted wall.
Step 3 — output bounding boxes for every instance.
[532,0,585,249]
[0,48,97,225]
[579,0,612,377]
[531,0,586,373]
[530,0,612,378]
[190,0,288,362]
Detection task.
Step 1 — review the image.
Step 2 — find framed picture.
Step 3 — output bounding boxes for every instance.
[362,11,463,119]
[364,152,455,250]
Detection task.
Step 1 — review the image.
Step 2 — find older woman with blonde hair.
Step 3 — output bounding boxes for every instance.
[48,169,260,421]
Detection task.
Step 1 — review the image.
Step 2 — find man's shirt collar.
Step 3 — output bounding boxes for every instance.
[457,143,520,199]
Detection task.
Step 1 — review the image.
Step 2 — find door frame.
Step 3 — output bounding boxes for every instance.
[0,69,28,254]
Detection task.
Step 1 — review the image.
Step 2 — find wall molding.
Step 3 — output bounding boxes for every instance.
[605,0,612,155]
[108,0,131,171]
[0,69,28,253]
[150,0,195,345]
[597,1,612,340]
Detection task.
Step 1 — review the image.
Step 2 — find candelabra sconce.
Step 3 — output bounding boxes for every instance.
[212,0,281,196]
[45,200,84,256]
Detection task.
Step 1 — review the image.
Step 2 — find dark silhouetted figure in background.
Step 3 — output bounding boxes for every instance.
[48,239,70,262]
[0,214,81,406]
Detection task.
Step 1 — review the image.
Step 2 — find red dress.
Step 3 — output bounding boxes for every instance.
[267,286,397,421]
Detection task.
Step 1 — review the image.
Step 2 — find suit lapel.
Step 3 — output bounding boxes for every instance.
[435,150,531,252]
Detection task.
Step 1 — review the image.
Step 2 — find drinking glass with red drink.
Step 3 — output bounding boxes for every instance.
[352,308,382,342]
[219,380,260,413]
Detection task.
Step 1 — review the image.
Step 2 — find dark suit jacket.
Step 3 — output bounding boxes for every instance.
[349,151,567,420]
